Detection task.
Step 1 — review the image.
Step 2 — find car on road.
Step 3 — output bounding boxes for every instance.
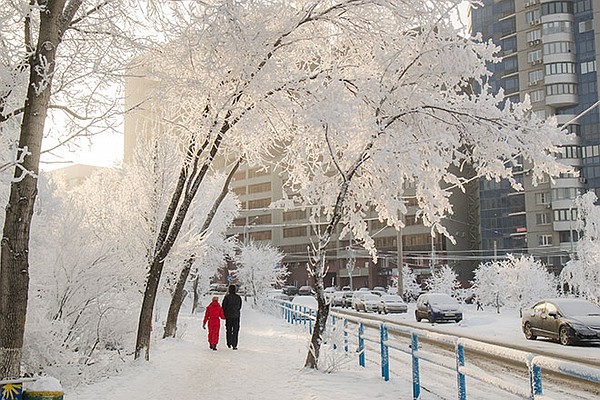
[341,291,356,308]
[282,286,299,297]
[298,285,314,296]
[330,291,345,307]
[353,293,380,312]
[521,298,600,346]
[377,295,408,314]
[415,293,463,323]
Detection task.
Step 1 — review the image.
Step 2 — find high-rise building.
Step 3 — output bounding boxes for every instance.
[470,0,597,270]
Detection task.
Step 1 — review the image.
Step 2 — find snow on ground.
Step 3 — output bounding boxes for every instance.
[68,299,600,400]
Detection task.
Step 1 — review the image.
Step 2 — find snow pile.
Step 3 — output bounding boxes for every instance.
[25,376,62,392]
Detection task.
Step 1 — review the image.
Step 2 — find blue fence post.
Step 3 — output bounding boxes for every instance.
[456,340,466,400]
[344,319,349,353]
[358,322,365,367]
[303,306,307,326]
[309,309,313,334]
[380,323,389,382]
[286,303,291,323]
[411,333,420,400]
[529,357,543,400]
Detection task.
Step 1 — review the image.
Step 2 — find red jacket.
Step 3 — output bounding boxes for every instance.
[203,300,225,327]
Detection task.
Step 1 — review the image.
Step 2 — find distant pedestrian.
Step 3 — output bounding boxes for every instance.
[476,297,483,311]
[203,296,225,350]
[222,284,243,350]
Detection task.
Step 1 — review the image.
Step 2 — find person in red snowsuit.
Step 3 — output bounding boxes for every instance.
[203,296,225,350]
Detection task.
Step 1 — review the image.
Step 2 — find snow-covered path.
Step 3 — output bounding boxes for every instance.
[71,305,433,400]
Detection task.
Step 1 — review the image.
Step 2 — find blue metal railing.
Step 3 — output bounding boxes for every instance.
[268,298,600,400]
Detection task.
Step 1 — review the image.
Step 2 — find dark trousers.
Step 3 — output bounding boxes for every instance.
[226,317,240,348]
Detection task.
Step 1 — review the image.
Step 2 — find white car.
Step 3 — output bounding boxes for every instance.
[353,293,380,312]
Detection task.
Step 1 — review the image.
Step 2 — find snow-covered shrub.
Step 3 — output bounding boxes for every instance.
[560,192,600,304]
[236,242,286,306]
[472,254,558,310]
[389,265,422,301]
[425,265,462,299]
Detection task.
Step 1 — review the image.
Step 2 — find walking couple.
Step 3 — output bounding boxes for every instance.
[202,284,243,351]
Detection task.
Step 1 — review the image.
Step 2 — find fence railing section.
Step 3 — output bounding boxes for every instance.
[271,299,600,400]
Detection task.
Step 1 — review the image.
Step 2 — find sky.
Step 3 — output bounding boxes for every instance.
[58,298,598,400]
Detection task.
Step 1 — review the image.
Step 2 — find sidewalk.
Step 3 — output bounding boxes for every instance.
[70,305,422,400]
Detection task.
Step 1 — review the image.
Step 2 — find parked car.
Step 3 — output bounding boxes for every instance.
[341,291,356,308]
[378,295,408,314]
[266,289,289,301]
[331,291,345,307]
[353,293,380,312]
[521,298,600,346]
[298,285,314,296]
[341,286,352,291]
[282,286,299,297]
[415,293,463,323]
[373,286,386,292]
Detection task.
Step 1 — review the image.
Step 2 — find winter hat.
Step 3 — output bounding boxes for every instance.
[229,285,237,294]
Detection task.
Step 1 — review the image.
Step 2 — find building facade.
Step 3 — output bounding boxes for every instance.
[471,0,599,270]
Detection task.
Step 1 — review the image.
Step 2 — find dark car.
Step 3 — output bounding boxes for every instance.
[522,298,600,346]
[298,285,314,296]
[415,293,462,323]
[282,286,299,297]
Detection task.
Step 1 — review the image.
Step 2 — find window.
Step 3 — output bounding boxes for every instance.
[405,214,422,226]
[543,41,572,55]
[254,214,272,224]
[528,50,543,63]
[575,0,592,13]
[250,230,272,241]
[545,62,576,75]
[233,170,246,181]
[248,182,271,194]
[559,145,581,159]
[374,236,396,249]
[535,192,551,204]
[581,60,596,74]
[371,219,387,230]
[546,83,577,95]
[542,21,573,35]
[529,89,545,102]
[579,20,593,33]
[554,208,577,221]
[528,69,544,84]
[536,212,551,225]
[283,226,307,238]
[232,186,246,196]
[539,234,553,246]
[542,1,574,15]
[283,210,305,221]
[247,198,271,209]
[526,10,541,23]
[527,29,542,43]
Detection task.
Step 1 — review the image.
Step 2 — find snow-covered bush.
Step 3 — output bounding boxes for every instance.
[236,242,286,306]
[472,254,558,311]
[560,192,600,304]
[425,265,462,299]
[389,265,422,301]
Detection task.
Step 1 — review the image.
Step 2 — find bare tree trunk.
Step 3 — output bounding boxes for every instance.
[134,123,229,360]
[0,0,82,377]
[163,258,192,338]
[162,160,240,338]
[304,125,372,369]
[191,276,200,314]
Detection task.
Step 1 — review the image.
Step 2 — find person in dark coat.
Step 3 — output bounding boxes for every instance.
[221,284,243,350]
[203,296,225,350]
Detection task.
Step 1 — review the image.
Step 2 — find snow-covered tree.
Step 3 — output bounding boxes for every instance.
[272,0,569,368]
[0,0,167,375]
[389,265,422,301]
[560,191,600,303]
[425,265,462,299]
[473,254,558,311]
[235,242,286,306]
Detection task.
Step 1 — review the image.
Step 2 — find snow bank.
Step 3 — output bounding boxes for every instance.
[25,376,63,392]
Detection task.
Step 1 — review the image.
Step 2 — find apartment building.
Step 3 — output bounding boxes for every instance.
[471,0,599,270]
